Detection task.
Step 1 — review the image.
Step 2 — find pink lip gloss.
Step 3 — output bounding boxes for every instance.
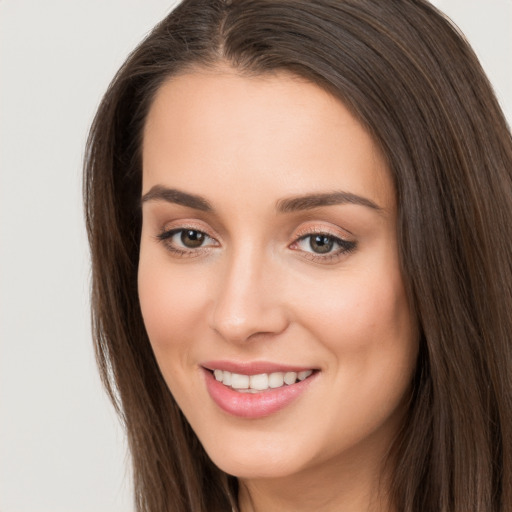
[201,363,318,419]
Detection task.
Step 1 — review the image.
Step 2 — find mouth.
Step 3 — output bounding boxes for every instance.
[201,363,319,418]
[210,368,314,393]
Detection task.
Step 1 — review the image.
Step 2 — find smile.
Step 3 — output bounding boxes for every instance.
[202,364,318,418]
[213,369,314,392]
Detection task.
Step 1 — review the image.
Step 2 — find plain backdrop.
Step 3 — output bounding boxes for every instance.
[0,1,510,511]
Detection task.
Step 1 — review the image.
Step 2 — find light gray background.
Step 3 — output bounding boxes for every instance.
[0,1,510,511]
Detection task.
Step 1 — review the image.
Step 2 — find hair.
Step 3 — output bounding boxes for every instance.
[83,1,512,510]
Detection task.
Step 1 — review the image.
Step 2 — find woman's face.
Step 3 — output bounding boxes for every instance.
[138,68,418,483]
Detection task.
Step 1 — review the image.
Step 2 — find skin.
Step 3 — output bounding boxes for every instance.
[138,66,418,512]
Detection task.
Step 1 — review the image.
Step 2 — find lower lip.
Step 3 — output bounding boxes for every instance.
[203,369,317,419]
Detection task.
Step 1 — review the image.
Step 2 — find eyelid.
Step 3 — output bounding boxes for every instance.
[293,222,353,240]
[158,219,220,240]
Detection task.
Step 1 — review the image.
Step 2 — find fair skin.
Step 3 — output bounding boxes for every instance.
[138,66,418,512]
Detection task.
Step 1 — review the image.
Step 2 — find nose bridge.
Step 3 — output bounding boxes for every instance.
[209,240,287,343]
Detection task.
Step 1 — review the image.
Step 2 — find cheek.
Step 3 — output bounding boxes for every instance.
[294,256,418,412]
[137,248,208,364]
[298,268,413,351]
[137,250,215,418]
[293,268,417,445]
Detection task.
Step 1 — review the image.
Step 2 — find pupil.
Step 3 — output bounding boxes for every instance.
[181,230,205,248]
[310,235,333,254]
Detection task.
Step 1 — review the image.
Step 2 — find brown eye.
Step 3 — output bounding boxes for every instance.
[157,227,217,256]
[309,234,334,254]
[292,231,357,262]
[181,229,205,248]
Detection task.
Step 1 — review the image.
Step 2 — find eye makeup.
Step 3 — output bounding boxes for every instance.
[156,225,218,258]
[156,222,357,264]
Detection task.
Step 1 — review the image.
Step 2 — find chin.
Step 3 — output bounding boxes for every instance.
[212,454,302,480]
[199,430,316,480]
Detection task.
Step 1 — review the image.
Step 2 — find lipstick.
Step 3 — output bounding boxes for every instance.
[201,361,318,419]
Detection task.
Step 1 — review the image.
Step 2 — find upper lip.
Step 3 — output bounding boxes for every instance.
[201,360,317,375]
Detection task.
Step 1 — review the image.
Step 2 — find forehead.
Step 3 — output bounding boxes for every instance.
[142,68,394,212]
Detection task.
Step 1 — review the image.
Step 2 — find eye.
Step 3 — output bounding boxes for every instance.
[157,227,218,256]
[177,229,207,248]
[291,231,356,262]
[303,234,337,254]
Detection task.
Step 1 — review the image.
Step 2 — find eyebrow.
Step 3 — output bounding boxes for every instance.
[276,191,383,213]
[141,185,383,214]
[141,185,213,211]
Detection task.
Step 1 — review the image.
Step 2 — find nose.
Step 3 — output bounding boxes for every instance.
[209,247,289,344]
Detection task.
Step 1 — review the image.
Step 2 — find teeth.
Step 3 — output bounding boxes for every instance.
[223,370,232,386]
[231,373,249,389]
[249,373,269,390]
[212,369,314,392]
[268,372,284,388]
[284,371,297,385]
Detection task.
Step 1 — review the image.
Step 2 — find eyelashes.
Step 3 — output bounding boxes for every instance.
[292,232,356,262]
[157,228,219,257]
[156,226,356,263]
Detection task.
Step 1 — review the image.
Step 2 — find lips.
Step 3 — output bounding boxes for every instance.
[201,361,318,418]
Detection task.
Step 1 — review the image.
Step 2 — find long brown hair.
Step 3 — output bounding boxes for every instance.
[84,1,512,510]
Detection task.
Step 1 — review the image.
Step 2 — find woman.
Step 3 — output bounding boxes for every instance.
[83,0,512,510]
